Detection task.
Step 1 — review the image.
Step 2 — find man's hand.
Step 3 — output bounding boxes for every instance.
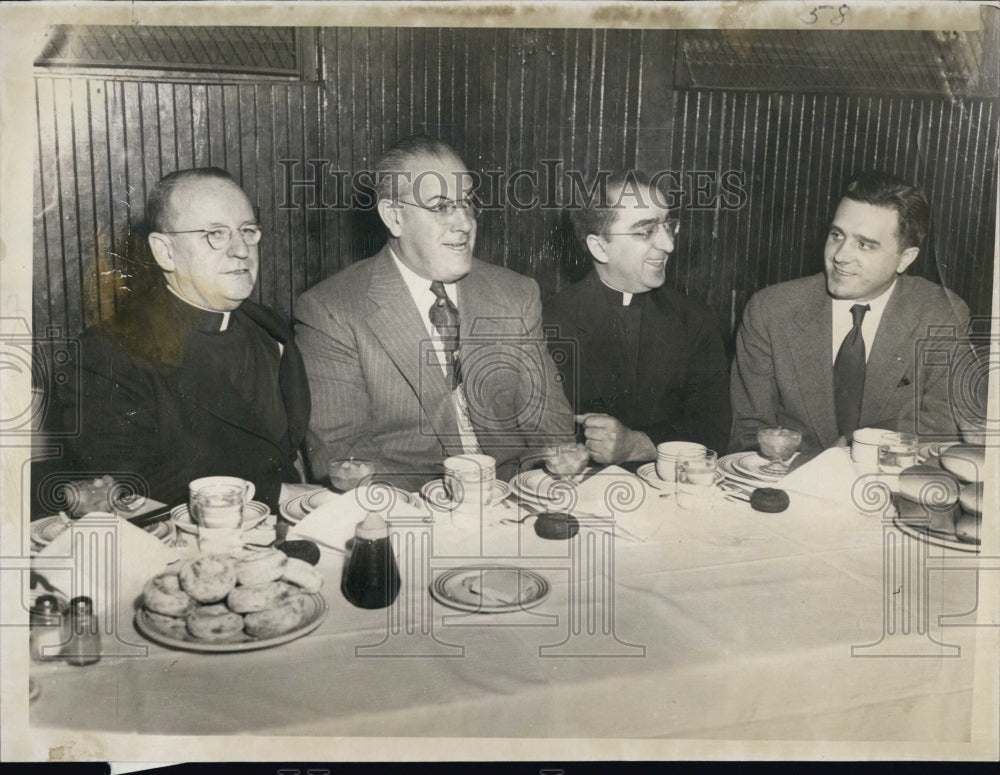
[574,414,656,465]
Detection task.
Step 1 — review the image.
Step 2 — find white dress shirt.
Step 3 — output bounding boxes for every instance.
[390,248,481,454]
[830,279,897,363]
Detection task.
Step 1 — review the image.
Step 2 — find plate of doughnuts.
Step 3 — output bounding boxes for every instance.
[134,549,328,652]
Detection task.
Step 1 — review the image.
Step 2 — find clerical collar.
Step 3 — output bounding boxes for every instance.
[598,278,636,307]
[165,284,233,332]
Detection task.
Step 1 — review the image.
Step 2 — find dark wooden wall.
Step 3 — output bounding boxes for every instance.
[34,27,998,347]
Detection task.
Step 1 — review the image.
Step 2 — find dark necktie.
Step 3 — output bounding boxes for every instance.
[429,281,462,389]
[833,303,870,438]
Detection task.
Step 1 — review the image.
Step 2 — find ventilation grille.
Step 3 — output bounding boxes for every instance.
[677,28,998,98]
[35,25,303,77]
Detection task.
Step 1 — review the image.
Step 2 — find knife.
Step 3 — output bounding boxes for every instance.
[129,507,174,529]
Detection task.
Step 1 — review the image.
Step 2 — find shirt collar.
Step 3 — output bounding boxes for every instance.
[389,246,459,306]
[597,276,637,307]
[165,284,233,332]
[830,277,897,320]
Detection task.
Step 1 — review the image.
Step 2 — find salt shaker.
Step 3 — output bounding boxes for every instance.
[29,595,64,661]
[62,596,101,666]
[341,512,401,609]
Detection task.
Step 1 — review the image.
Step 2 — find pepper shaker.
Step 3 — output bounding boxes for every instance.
[62,596,101,666]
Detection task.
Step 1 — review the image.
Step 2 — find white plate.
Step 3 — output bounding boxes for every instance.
[280,487,422,524]
[430,566,549,613]
[170,501,270,534]
[892,514,979,554]
[916,441,958,464]
[420,479,512,511]
[30,515,72,547]
[732,452,786,481]
[134,592,328,652]
[636,463,723,489]
[719,453,780,484]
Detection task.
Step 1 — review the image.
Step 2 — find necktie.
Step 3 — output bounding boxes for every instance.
[429,281,462,389]
[833,303,870,438]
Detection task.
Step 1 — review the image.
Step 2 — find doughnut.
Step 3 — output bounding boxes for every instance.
[533,512,579,540]
[143,573,199,616]
[940,444,986,483]
[897,496,959,535]
[959,481,983,517]
[898,464,960,506]
[244,596,308,639]
[954,511,981,545]
[227,580,301,613]
[186,605,245,641]
[178,554,238,603]
[749,487,790,513]
[279,540,321,566]
[143,609,190,639]
[281,557,324,593]
[235,548,287,586]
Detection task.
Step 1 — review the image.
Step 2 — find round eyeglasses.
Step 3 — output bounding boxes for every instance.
[603,219,680,242]
[160,225,263,250]
[396,197,480,220]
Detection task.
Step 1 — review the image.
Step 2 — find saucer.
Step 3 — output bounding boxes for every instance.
[637,462,724,489]
[170,500,270,534]
[420,479,512,511]
[430,566,549,613]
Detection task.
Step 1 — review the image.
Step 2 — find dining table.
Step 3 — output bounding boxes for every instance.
[25,447,996,759]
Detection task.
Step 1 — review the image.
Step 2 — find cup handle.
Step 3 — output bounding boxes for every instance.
[244,482,256,503]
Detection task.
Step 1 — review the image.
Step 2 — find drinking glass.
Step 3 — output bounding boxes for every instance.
[757,426,802,475]
[878,432,917,474]
[544,442,589,479]
[677,449,719,510]
[328,458,376,493]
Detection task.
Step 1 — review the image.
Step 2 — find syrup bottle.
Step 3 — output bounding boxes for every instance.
[341,512,401,609]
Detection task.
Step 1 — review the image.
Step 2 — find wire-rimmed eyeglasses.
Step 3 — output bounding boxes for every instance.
[603,218,680,242]
[397,196,480,220]
[159,224,263,250]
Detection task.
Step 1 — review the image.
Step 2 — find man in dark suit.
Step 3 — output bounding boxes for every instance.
[543,170,731,465]
[730,171,970,454]
[295,136,574,488]
[47,168,310,510]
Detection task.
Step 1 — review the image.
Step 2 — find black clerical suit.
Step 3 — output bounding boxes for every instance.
[50,282,310,510]
[544,271,731,454]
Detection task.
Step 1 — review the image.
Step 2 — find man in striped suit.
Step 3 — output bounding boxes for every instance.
[295,136,574,490]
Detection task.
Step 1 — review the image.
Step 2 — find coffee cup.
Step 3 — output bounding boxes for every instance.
[188,476,255,528]
[850,428,884,469]
[443,454,496,510]
[655,441,706,482]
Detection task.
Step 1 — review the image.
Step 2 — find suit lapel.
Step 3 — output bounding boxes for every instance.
[787,279,839,446]
[860,282,910,425]
[365,248,461,448]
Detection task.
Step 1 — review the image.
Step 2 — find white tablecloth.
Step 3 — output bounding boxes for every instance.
[27,454,993,753]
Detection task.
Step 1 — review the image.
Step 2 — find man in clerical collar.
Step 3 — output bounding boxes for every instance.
[729,170,971,454]
[46,168,310,510]
[543,169,731,465]
[295,135,574,488]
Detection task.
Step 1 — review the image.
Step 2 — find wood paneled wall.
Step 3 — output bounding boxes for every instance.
[33,28,997,348]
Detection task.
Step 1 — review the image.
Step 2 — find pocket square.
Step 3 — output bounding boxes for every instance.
[897,376,912,387]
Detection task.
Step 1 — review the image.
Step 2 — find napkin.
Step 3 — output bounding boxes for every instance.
[570,466,666,542]
[779,447,896,515]
[288,487,430,552]
[34,512,182,640]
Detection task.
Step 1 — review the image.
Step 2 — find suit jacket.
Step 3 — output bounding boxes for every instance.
[730,273,971,454]
[543,271,732,454]
[49,282,310,510]
[294,246,575,489]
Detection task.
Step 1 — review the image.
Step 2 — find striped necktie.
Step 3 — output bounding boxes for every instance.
[429,281,462,389]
